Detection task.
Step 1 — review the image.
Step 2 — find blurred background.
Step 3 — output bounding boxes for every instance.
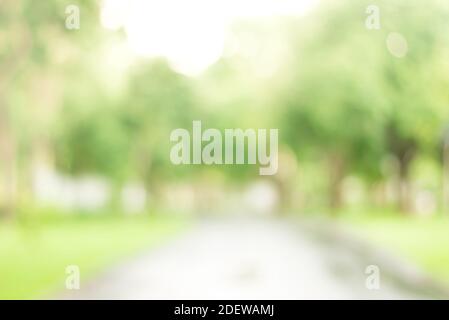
[1,0,449,299]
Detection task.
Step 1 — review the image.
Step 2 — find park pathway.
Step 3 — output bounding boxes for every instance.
[63,217,425,299]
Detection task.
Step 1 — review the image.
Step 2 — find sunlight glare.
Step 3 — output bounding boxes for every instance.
[101,0,318,76]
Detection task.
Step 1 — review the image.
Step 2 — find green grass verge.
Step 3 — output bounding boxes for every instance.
[342,209,449,285]
[0,214,187,299]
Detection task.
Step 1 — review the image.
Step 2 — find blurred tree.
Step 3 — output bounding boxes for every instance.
[279,0,449,213]
[280,1,386,211]
[0,0,102,217]
[124,60,198,207]
[378,0,449,212]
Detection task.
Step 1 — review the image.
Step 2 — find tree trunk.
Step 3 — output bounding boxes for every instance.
[0,106,17,219]
[396,152,414,213]
[273,177,291,214]
[328,154,345,212]
[386,123,417,214]
[442,141,449,215]
[398,167,410,212]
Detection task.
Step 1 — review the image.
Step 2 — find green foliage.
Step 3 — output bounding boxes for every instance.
[3,0,449,211]
[280,0,449,182]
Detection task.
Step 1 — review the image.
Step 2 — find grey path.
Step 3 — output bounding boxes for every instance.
[63,217,425,299]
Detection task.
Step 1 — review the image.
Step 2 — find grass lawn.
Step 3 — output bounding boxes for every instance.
[342,210,449,285]
[0,214,187,299]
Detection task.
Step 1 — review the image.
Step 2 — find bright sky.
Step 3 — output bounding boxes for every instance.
[100,0,318,76]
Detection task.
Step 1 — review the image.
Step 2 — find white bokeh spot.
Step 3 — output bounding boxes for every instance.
[386,32,408,58]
